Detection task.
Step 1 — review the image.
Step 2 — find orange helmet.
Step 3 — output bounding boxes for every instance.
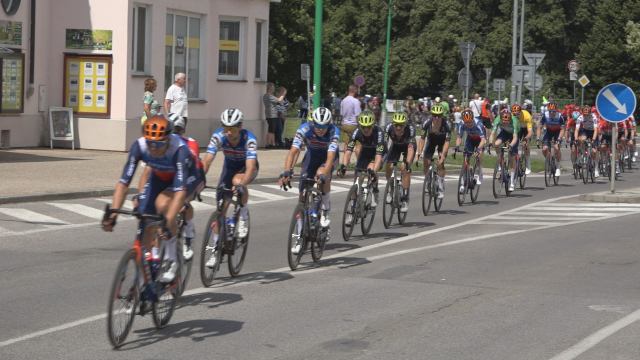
[582,106,591,115]
[455,107,461,112]
[500,109,512,123]
[511,104,521,116]
[461,109,474,124]
[143,115,174,141]
[547,102,558,111]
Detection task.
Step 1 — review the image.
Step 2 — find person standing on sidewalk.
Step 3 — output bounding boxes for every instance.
[332,94,342,125]
[276,87,291,148]
[164,73,188,122]
[263,83,286,149]
[298,96,308,122]
[142,78,161,125]
[341,85,362,160]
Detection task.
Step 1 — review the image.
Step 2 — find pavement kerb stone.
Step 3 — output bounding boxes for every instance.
[578,188,640,204]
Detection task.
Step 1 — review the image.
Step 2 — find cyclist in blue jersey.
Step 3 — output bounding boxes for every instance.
[537,102,566,177]
[202,109,259,268]
[279,107,339,253]
[102,115,202,283]
[454,109,487,193]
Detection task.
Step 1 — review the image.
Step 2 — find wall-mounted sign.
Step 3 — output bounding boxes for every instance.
[1,0,21,15]
[176,36,185,54]
[219,40,239,51]
[0,53,24,113]
[63,55,112,115]
[0,20,21,45]
[66,29,112,50]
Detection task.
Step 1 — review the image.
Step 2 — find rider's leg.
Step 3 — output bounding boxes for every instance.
[385,161,393,180]
[524,140,531,171]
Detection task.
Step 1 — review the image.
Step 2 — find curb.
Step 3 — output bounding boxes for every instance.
[0,188,139,206]
[579,191,640,204]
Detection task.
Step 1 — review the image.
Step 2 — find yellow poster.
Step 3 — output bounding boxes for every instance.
[1,54,23,112]
[219,40,239,51]
[64,57,109,114]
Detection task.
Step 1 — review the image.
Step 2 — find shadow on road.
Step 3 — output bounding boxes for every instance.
[347,232,407,241]
[428,209,467,215]
[325,242,360,252]
[177,292,243,310]
[210,271,294,290]
[472,200,500,206]
[525,187,546,191]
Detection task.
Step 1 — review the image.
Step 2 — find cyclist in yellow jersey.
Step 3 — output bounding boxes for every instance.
[512,104,533,174]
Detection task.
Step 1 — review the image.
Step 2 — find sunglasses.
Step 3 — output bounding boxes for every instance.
[314,123,329,130]
[361,125,373,131]
[146,139,167,148]
[223,126,240,133]
[393,124,406,128]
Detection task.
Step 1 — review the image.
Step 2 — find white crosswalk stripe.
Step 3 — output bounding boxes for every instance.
[0,208,69,227]
[48,203,105,220]
[95,198,134,210]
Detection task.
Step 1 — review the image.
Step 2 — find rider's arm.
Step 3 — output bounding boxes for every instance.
[164,146,193,226]
[138,166,152,195]
[240,137,258,187]
[478,122,487,149]
[203,132,221,174]
[342,129,359,167]
[511,118,519,146]
[112,141,143,211]
[537,115,545,139]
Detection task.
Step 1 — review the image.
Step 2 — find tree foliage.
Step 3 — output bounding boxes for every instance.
[268,0,640,107]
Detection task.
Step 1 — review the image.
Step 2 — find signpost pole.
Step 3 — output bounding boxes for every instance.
[466,43,471,105]
[312,0,323,107]
[612,123,616,193]
[306,69,311,117]
[573,81,576,103]
[532,59,536,111]
[581,86,584,108]
[381,0,393,128]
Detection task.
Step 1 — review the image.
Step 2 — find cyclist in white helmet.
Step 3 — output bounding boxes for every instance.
[280,107,340,253]
[202,109,259,268]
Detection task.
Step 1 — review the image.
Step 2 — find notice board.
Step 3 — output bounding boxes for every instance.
[63,54,112,115]
[0,53,25,113]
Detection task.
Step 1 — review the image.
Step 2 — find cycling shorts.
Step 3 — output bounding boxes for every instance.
[217,162,260,200]
[543,129,561,147]
[138,170,204,215]
[497,130,519,154]
[298,151,339,192]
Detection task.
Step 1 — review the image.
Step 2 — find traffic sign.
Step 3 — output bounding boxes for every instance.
[354,76,365,87]
[578,75,590,87]
[458,42,476,62]
[485,68,492,77]
[568,60,579,72]
[458,68,473,91]
[493,78,506,92]
[570,72,577,81]
[524,53,545,70]
[524,73,543,91]
[596,83,637,123]
[512,65,534,86]
[301,64,310,81]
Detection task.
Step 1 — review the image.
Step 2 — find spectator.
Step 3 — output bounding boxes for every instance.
[481,95,494,127]
[298,96,308,121]
[332,94,342,124]
[141,78,161,125]
[453,107,462,131]
[263,82,285,149]
[341,84,362,159]
[446,95,455,114]
[164,73,188,121]
[469,93,484,119]
[323,96,332,111]
[276,86,291,148]
[357,95,366,111]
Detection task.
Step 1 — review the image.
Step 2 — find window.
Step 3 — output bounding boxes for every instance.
[218,18,246,80]
[131,4,151,74]
[255,20,266,80]
[165,11,205,99]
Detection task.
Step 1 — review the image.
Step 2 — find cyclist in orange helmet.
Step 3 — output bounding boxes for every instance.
[454,109,487,191]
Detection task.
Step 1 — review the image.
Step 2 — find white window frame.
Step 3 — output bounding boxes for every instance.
[131,3,152,75]
[254,20,268,81]
[218,16,247,81]
[166,10,207,100]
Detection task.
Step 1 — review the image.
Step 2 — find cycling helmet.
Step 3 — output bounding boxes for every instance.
[500,109,512,123]
[572,111,581,120]
[547,102,558,111]
[221,108,243,127]
[461,109,474,124]
[392,112,408,124]
[582,106,591,115]
[591,106,597,114]
[455,107,461,112]
[511,104,521,116]
[431,104,445,115]
[357,111,376,127]
[166,112,185,129]
[312,107,332,126]
[143,114,174,141]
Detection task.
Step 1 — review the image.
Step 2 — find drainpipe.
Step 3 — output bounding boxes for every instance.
[26,0,35,98]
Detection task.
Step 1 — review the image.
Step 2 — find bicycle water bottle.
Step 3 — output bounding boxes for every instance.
[226,217,235,235]
[309,209,317,228]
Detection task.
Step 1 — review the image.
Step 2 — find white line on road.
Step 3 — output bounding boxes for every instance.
[474,221,545,226]
[513,212,612,217]
[95,198,134,210]
[48,203,105,220]
[528,207,640,212]
[189,201,215,210]
[248,189,288,201]
[0,314,107,348]
[496,216,612,221]
[0,208,69,227]
[541,202,640,208]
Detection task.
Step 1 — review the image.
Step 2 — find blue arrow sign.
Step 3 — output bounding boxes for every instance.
[596,83,636,122]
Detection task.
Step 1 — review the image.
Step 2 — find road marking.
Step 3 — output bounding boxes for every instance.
[48,203,105,220]
[0,208,69,227]
[542,202,640,208]
[0,314,107,348]
[528,207,640,212]
[249,189,288,201]
[95,198,134,210]
[198,191,216,198]
[0,226,15,236]
[474,221,544,226]
[550,307,640,360]
[513,212,610,217]
[496,216,611,221]
[189,201,215,210]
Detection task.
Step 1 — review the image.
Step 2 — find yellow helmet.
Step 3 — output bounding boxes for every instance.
[431,104,444,115]
[307,111,313,122]
[392,112,408,124]
[358,111,376,127]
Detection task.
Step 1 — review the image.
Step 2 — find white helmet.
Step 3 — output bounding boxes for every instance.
[166,112,185,129]
[435,97,441,102]
[312,107,332,126]
[221,108,243,126]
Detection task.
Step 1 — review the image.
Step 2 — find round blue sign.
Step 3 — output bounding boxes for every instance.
[596,83,637,122]
[354,76,365,87]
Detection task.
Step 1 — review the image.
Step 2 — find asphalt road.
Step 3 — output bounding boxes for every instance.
[1,167,640,359]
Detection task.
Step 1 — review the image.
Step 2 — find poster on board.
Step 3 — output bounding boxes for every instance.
[49,107,75,149]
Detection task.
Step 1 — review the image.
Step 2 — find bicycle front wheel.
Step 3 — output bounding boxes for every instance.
[493,160,503,198]
[288,203,306,270]
[200,212,222,287]
[107,248,139,348]
[582,154,589,184]
[422,172,432,215]
[519,158,527,189]
[312,212,327,262]
[228,209,249,277]
[382,181,394,228]
[397,181,408,225]
[545,154,553,187]
[176,234,192,297]
[433,170,443,211]
[360,188,376,235]
[470,160,480,203]
[457,165,467,206]
[153,246,180,329]
[342,185,358,240]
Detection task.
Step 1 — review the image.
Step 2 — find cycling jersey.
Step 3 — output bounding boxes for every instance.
[491,115,520,135]
[347,126,386,155]
[292,122,340,156]
[517,110,533,129]
[120,134,196,191]
[206,129,258,169]
[420,116,452,141]
[458,118,486,140]
[598,119,613,135]
[384,123,417,147]
[566,117,577,129]
[180,136,204,170]
[576,114,597,131]
[541,112,566,131]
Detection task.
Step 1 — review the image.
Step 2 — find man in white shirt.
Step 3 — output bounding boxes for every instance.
[469,93,484,118]
[164,73,188,120]
[340,84,362,158]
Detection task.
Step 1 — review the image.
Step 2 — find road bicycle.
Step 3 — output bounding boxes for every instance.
[104,206,181,348]
[341,167,377,240]
[453,150,480,206]
[578,139,596,184]
[200,185,250,287]
[538,140,560,187]
[422,157,443,215]
[383,160,409,228]
[284,176,329,270]
[517,140,528,189]
[493,144,514,197]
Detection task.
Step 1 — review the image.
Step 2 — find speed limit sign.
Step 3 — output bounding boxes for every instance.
[568,60,579,72]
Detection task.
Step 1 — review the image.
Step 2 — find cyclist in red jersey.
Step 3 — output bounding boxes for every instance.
[566,110,580,164]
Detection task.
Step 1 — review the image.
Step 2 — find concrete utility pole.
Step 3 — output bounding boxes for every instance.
[516,0,525,104]
[380,0,393,127]
[312,0,323,107]
[510,0,519,106]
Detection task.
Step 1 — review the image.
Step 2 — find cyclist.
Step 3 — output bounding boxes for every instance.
[512,104,533,174]
[489,109,520,191]
[279,107,339,253]
[618,118,630,165]
[598,116,619,174]
[454,109,486,193]
[383,112,417,213]
[574,105,599,177]
[537,101,566,178]
[566,110,581,166]
[628,115,637,162]
[102,114,202,283]
[202,109,259,268]
[417,103,451,199]
[338,111,385,225]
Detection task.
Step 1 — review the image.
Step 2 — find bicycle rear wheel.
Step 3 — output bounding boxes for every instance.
[470,160,480,203]
[620,150,626,173]
[457,165,467,206]
[493,160,503,198]
[589,158,595,183]
[228,209,249,277]
[360,188,376,235]
[628,151,633,170]
[397,181,408,225]
[200,212,222,287]
[107,248,139,348]
[422,172,432,216]
[153,244,180,329]
[433,170,443,211]
[519,158,527,189]
[382,181,395,228]
[176,234,191,297]
[342,185,358,240]
[288,203,306,270]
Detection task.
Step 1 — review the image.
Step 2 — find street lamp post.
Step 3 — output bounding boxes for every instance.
[312,0,323,108]
[380,0,393,127]
[510,0,519,106]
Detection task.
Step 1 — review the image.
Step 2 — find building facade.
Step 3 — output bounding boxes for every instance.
[0,0,279,151]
